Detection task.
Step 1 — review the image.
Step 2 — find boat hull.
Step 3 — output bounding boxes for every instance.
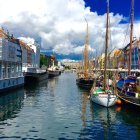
[90,88,117,107]
[24,72,48,84]
[76,78,94,90]
[116,78,140,108]
[48,70,61,78]
[117,88,140,108]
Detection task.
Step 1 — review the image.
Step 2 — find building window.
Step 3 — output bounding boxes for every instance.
[2,64,6,79]
[8,64,11,78]
[12,64,15,77]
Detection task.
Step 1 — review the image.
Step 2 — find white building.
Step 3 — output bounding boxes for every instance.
[20,39,41,73]
[20,40,35,72]
[28,41,40,68]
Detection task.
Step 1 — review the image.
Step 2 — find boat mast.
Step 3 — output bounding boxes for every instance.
[103,0,109,90]
[84,19,89,79]
[128,0,134,75]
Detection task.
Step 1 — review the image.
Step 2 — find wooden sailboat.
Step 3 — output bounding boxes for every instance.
[116,0,140,108]
[76,19,94,90]
[90,0,117,107]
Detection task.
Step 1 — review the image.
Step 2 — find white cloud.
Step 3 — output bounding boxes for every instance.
[73,45,94,54]
[0,0,140,59]
[61,59,79,62]
[18,37,35,44]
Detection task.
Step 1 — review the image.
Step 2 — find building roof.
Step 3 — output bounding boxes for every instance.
[123,39,138,50]
[109,48,119,57]
[19,40,34,52]
[114,49,122,56]
[0,27,34,53]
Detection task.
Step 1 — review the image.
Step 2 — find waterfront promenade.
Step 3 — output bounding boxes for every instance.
[0,72,140,140]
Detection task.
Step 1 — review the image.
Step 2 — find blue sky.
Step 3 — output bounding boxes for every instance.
[84,0,140,20]
[0,0,140,61]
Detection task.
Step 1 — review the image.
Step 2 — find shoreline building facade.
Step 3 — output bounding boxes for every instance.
[19,40,35,72]
[0,27,24,92]
[122,39,140,70]
[20,40,41,73]
[28,41,40,68]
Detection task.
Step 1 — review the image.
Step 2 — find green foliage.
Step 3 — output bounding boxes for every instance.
[65,66,71,69]
[40,54,48,67]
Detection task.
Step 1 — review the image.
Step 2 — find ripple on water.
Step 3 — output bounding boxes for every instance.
[0,73,140,139]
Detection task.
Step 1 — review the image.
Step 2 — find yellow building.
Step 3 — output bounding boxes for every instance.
[99,53,105,69]
[108,48,124,69]
[62,61,80,69]
[114,49,124,68]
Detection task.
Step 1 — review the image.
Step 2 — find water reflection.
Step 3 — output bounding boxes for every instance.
[48,77,58,88]
[91,104,117,128]
[86,103,116,140]
[47,77,59,97]
[79,89,118,140]
[0,88,24,121]
[0,73,139,140]
[119,106,140,140]
[79,102,140,140]
[80,91,89,127]
[24,79,48,97]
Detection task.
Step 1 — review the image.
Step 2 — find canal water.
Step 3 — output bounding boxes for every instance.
[0,72,140,140]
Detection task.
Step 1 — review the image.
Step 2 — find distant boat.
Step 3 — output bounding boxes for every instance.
[116,0,140,108]
[23,67,48,84]
[90,0,117,107]
[76,77,94,90]
[47,66,61,78]
[47,55,61,78]
[76,19,94,90]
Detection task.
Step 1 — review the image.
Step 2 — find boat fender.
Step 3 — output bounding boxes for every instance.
[116,99,122,105]
[135,93,139,98]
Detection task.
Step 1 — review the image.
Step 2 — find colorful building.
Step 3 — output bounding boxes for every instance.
[123,39,140,69]
[41,55,58,68]
[19,40,35,72]
[132,40,140,69]
[99,53,105,69]
[62,61,80,69]
[28,41,41,68]
[0,27,24,92]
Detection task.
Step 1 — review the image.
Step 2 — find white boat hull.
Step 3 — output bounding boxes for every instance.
[91,93,117,107]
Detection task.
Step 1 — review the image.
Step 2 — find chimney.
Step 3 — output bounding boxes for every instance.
[133,37,136,41]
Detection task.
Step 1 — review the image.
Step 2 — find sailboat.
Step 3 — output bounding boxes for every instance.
[116,0,140,108]
[76,19,94,90]
[90,0,117,107]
